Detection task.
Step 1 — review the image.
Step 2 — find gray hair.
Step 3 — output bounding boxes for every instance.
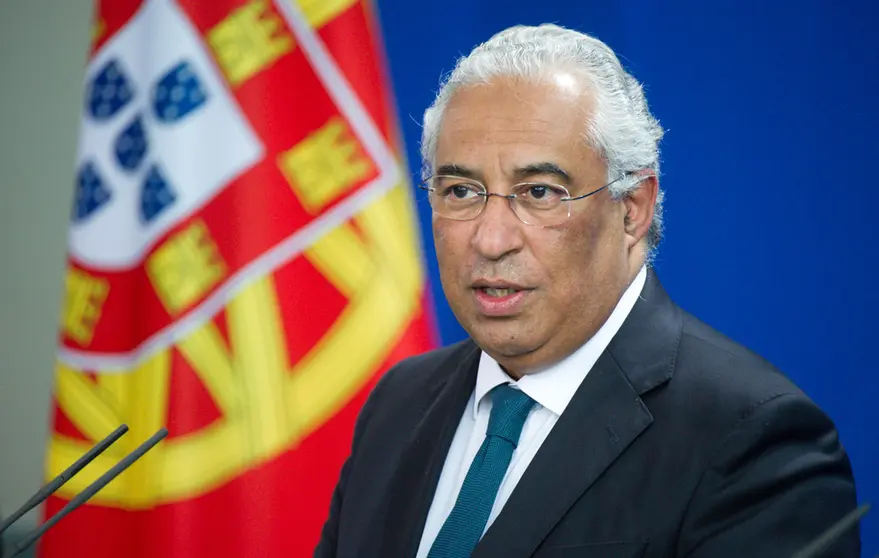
[420,23,666,255]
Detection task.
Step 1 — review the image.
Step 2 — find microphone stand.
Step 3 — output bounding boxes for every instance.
[0,426,167,557]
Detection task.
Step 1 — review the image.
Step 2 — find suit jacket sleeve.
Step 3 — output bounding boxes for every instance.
[678,392,860,557]
[313,366,392,558]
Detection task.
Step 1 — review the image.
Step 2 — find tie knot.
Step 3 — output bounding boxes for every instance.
[486,384,536,447]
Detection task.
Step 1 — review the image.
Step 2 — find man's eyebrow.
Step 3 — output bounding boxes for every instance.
[433,162,572,184]
[514,162,572,185]
[435,164,481,180]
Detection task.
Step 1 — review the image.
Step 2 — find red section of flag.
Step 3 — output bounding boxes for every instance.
[91,0,143,54]
[164,348,223,438]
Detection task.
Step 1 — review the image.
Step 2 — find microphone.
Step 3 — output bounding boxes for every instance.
[3,426,168,558]
[0,424,128,538]
[790,502,870,558]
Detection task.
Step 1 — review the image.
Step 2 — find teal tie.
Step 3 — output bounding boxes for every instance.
[427,384,537,558]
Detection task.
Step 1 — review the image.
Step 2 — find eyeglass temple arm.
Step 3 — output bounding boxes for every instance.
[562,171,653,201]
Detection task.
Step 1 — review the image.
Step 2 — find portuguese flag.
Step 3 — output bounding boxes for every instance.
[39,0,436,556]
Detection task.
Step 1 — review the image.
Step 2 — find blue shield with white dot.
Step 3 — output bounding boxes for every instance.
[73,161,111,222]
[87,59,135,121]
[141,164,177,223]
[114,113,149,172]
[152,61,209,123]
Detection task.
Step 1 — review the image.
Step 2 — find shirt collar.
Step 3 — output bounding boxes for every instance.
[473,264,647,418]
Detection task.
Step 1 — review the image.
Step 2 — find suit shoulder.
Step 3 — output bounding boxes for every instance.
[349,339,477,450]
[669,310,819,426]
[682,311,801,387]
[649,310,849,495]
[374,338,477,396]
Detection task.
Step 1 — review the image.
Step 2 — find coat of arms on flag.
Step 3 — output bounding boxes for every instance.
[41,0,436,556]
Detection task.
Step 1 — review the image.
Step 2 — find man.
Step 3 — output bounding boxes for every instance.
[315,23,860,558]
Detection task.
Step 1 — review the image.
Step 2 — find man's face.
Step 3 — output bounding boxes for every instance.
[432,72,647,376]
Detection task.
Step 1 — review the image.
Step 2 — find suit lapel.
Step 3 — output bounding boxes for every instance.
[472,351,653,557]
[473,268,682,557]
[378,341,481,557]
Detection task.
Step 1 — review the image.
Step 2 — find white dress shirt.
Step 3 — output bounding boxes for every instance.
[415,265,647,558]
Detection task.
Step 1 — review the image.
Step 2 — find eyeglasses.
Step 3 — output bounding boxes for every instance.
[418,172,642,227]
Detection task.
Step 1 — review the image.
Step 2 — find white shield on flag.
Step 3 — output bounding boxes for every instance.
[70,0,264,270]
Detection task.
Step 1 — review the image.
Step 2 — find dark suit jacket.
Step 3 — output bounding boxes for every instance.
[315,269,860,557]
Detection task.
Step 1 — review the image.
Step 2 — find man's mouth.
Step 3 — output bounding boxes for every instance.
[480,287,520,297]
[471,283,532,316]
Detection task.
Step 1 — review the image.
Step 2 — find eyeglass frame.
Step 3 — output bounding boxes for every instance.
[417,170,648,227]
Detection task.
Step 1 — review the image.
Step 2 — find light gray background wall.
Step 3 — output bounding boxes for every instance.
[0,0,95,543]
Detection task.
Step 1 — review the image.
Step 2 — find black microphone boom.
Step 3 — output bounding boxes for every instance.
[0,424,128,538]
[7,427,168,558]
[790,502,870,558]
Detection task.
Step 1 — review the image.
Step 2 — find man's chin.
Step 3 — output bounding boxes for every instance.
[471,327,542,360]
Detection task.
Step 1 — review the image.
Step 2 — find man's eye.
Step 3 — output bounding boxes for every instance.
[451,186,473,198]
[524,185,564,200]
[441,185,480,199]
[529,185,549,199]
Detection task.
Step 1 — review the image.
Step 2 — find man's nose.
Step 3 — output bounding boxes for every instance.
[470,194,526,261]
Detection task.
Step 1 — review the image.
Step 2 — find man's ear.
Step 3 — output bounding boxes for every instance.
[622,171,658,248]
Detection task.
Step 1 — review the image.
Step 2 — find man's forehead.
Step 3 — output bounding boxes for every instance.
[438,114,561,142]
[436,97,588,155]
[438,78,592,140]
